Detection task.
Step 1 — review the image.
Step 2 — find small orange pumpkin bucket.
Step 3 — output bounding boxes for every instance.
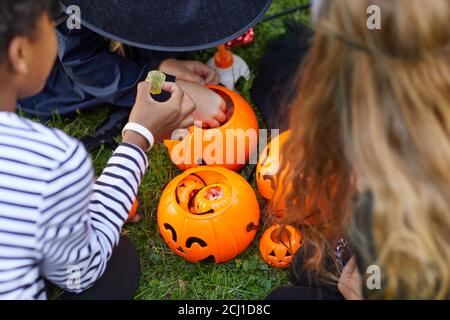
[259,224,302,268]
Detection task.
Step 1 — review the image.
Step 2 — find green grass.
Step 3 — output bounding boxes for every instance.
[48,0,310,300]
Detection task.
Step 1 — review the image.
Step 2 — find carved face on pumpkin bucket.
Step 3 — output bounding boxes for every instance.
[158,167,260,264]
[164,85,259,172]
[256,131,327,224]
[259,224,302,268]
[256,130,291,218]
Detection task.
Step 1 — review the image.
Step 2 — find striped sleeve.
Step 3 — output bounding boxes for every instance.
[36,142,148,292]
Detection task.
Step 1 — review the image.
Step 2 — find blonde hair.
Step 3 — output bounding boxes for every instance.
[281,0,450,299]
[109,40,126,57]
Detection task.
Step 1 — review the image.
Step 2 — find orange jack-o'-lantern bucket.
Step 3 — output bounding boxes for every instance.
[164,85,259,172]
[157,167,260,264]
[256,130,331,224]
[259,224,302,268]
[256,130,291,218]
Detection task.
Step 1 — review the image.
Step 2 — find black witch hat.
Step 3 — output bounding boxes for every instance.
[60,0,272,51]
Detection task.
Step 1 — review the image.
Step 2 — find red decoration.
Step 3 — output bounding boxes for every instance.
[226,28,255,49]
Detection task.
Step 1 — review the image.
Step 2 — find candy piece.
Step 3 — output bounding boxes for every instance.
[203,186,224,201]
[146,70,166,95]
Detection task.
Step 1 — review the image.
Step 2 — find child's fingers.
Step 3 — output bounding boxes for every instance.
[137,81,154,102]
[131,214,141,224]
[342,256,358,276]
[163,82,184,102]
[161,81,176,92]
[204,68,219,84]
[213,73,221,84]
[203,70,220,85]
[214,110,227,123]
[220,102,228,113]
[181,70,205,85]
[195,62,218,85]
[180,95,196,117]
[179,115,195,129]
[207,119,221,128]
[193,61,211,75]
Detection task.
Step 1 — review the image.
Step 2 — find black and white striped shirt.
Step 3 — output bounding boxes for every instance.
[0,112,148,299]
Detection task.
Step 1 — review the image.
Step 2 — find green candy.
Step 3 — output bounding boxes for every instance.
[146,70,166,95]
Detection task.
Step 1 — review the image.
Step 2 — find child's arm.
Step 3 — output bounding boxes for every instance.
[37,81,194,293]
[36,139,147,293]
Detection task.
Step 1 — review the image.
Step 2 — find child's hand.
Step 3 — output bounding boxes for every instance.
[159,59,220,85]
[177,80,227,128]
[338,256,364,300]
[123,81,196,149]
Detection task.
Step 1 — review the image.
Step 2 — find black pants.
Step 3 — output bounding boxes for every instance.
[267,282,343,300]
[49,236,141,300]
[267,240,344,300]
[266,264,344,300]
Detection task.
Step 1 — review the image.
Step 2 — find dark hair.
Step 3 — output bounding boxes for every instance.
[0,0,59,61]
